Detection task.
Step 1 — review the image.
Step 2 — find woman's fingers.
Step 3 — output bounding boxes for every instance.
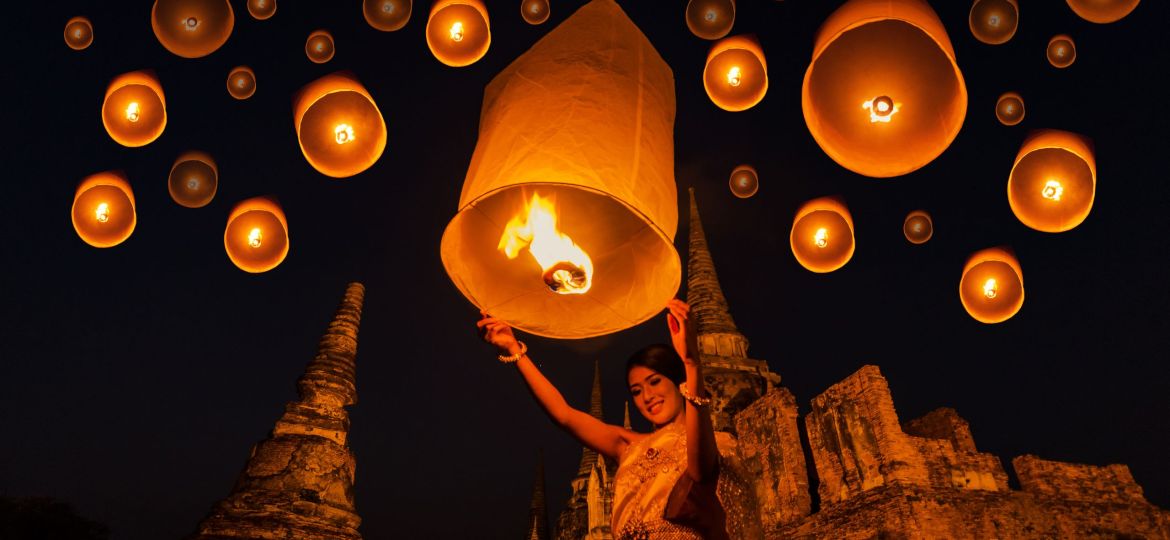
[667,312,680,333]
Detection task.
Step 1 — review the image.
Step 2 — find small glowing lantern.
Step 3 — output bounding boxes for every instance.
[995,92,1024,126]
[306,30,335,64]
[521,0,550,25]
[686,0,735,40]
[803,0,967,178]
[1047,35,1076,68]
[102,71,167,148]
[72,172,136,248]
[790,197,854,273]
[703,35,767,112]
[729,165,758,198]
[293,72,387,178]
[426,0,490,67]
[224,197,289,273]
[969,0,1018,45]
[64,16,93,50]
[247,0,276,20]
[1008,129,1095,233]
[152,0,234,58]
[1067,0,1139,23]
[169,151,218,208]
[365,0,411,31]
[903,210,932,244]
[440,0,681,339]
[960,247,1023,323]
[227,66,256,100]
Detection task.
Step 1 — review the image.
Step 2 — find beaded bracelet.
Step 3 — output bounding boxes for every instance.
[498,341,528,363]
[679,382,711,407]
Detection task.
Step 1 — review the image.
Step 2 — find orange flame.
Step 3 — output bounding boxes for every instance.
[498,194,593,294]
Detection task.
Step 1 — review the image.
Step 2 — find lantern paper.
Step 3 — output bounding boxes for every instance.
[169,151,218,208]
[365,0,412,31]
[996,92,1024,126]
[1067,0,1139,23]
[903,210,932,244]
[247,0,276,20]
[426,0,490,67]
[1008,130,1096,233]
[440,0,681,339]
[306,30,335,64]
[224,197,289,273]
[1047,35,1076,68]
[960,247,1023,324]
[790,197,854,273]
[152,0,234,58]
[969,0,1018,45]
[293,72,387,178]
[227,66,256,100]
[729,165,758,199]
[703,35,767,112]
[686,0,735,40]
[72,172,136,248]
[521,0,550,25]
[102,71,167,148]
[802,0,967,178]
[64,16,93,50]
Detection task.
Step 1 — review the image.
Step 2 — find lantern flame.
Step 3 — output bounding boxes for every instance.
[185,17,199,30]
[334,124,355,145]
[248,228,263,248]
[125,102,141,122]
[983,278,998,299]
[450,21,464,42]
[1042,179,1064,201]
[863,96,900,123]
[95,203,110,223]
[705,9,717,22]
[727,66,742,87]
[814,228,829,248]
[187,178,199,190]
[498,193,594,295]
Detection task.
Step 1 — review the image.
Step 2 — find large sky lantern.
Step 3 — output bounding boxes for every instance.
[102,71,167,148]
[1008,129,1096,233]
[364,0,412,31]
[227,66,256,100]
[224,197,289,273]
[247,0,276,20]
[440,0,681,339]
[960,247,1024,324]
[996,91,1025,126]
[903,210,933,244]
[521,0,550,25]
[293,72,388,178]
[802,0,968,178]
[64,16,94,50]
[72,172,136,248]
[426,0,491,67]
[790,197,855,273]
[306,30,336,64]
[686,0,735,40]
[729,164,759,199]
[1047,35,1076,68]
[168,151,218,208]
[969,0,1018,45]
[151,0,234,58]
[703,35,767,112]
[1067,0,1140,23]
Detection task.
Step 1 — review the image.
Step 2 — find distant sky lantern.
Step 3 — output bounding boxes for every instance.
[224,197,289,273]
[995,92,1024,126]
[102,71,167,148]
[365,0,412,31]
[72,172,136,248]
[960,247,1023,323]
[64,16,94,50]
[703,35,767,111]
[152,0,234,58]
[521,0,550,25]
[247,0,276,20]
[293,72,387,178]
[803,0,967,178]
[227,66,256,100]
[686,0,735,40]
[426,0,490,67]
[306,30,336,64]
[729,165,758,198]
[1047,35,1076,68]
[790,197,854,273]
[903,210,933,244]
[969,0,1018,45]
[168,151,218,208]
[1067,0,1140,23]
[1008,129,1096,233]
[440,0,680,339]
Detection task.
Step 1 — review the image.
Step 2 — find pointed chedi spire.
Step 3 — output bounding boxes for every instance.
[623,401,631,430]
[525,450,550,540]
[687,187,750,359]
[576,360,605,478]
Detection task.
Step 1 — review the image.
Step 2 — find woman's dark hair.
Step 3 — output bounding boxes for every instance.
[626,344,685,387]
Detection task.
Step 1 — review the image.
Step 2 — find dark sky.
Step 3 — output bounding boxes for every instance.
[6,1,1170,538]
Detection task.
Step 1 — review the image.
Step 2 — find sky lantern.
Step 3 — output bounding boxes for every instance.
[521,0,550,25]
[703,35,767,112]
[903,210,933,244]
[151,0,234,58]
[960,247,1023,324]
[1067,0,1140,23]
[1047,35,1076,68]
[169,151,218,208]
[72,172,136,248]
[996,92,1024,126]
[293,72,387,178]
[364,0,411,31]
[224,197,289,273]
[1008,130,1096,233]
[802,0,967,178]
[440,0,681,339]
[227,66,256,100]
[102,71,167,148]
[969,0,1018,45]
[729,165,758,198]
[247,0,276,20]
[306,30,336,64]
[426,0,490,67]
[64,16,93,50]
[790,197,855,273]
[686,0,735,40]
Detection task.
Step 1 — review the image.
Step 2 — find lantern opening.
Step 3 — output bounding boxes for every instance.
[185,16,199,30]
[1042,180,1064,201]
[863,95,899,123]
[96,203,110,223]
[983,278,998,299]
[814,228,829,248]
[248,228,263,248]
[499,194,594,295]
[960,247,1024,323]
[450,21,464,42]
[727,66,742,87]
[335,124,355,144]
[126,102,141,122]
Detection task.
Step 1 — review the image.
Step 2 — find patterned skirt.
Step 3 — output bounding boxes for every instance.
[616,518,705,540]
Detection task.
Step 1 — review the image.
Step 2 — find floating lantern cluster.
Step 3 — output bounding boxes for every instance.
[152,0,234,58]
[426,0,491,67]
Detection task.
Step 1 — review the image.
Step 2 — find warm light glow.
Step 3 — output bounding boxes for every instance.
[125,102,141,122]
[960,247,1024,323]
[983,278,998,299]
[95,203,110,223]
[185,16,198,30]
[334,124,355,145]
[727,66,742,87]
[498,193,594,295]
[705,9,717,22]
[814,228,829,248]
[1042,180,1064,201]
[862,96,900,123]
[704,35,767,112]
[450,21,464,42]
[73,171,137,248]
[248,227,263,248]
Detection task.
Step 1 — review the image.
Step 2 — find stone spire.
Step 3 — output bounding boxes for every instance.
[576,360,605,477]
[192,283,366,540]
[622,401,631,430]
[526,450,550,540]
[687,188,750,358]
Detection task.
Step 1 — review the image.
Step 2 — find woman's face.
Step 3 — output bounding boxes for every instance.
[628,365,684,427]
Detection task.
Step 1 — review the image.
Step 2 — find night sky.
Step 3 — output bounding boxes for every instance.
[6,1,1170,538]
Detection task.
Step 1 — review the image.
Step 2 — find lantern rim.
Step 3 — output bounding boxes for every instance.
[169,151,218,208]
[65,16,94,50]
[293,73,388,178]
[247,0,277,20]
[686,0,736,40]
[151,0,235,58]
[521,0,550,25]
[703,35,768,112]
[1007,130,1096,233]
[72,172,137,248]
[903,209,933,244]
[426,0,491,67]
[996,91,1025,126]
[968,0,1019,45]
[364,0,412,31]
[729,164,759,199]
[227,66,256,99]
[790,197,855,273]
[959,247,1024,324]
[224,196,289,273]
[102,71,168,148]
[1066,0,1140,24]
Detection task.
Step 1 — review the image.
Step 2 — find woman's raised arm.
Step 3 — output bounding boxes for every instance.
[666,300,719,484]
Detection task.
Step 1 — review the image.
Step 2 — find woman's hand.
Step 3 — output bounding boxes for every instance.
[666,299,699,364]
[477,311,523,356]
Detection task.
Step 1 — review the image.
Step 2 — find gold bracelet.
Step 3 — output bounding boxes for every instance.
[679,382,711,407]
[498,341,527,363]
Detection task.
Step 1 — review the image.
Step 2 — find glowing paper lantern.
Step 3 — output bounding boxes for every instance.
[426,0,490,67]
[1047,35,1076,68]
[247,0,276,20]
[152,0,234,58]
[969,0,1018,45]
[521,0,550,25]
[686,0,735,40]
[224,197,289,273]
[703,35,767,112]
[293,73,387,178]
[960,247,1023,324]
[169,151,218,208]
[995,92,1024,126]
[1008,130,1095,233]
[440,0,680,339]
[1067,0,1139,23]
[306,30,335,64]
[790,197,854,273]
[903,210,932,244]
[72,172,136,248]
[729,165,758,198]
[64,16,93,50]
[365,0,411,31]
[227,66,256,100]
[102,71,167,148]
[802,0,967,178]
